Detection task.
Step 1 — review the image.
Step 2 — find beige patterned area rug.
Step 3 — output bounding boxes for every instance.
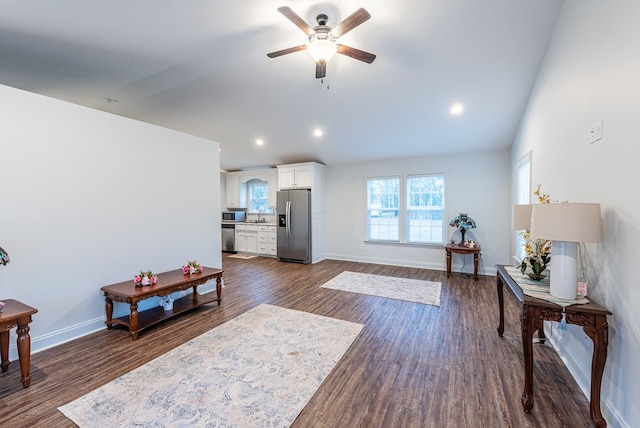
[58,304,364,427]
[321,271,442,307]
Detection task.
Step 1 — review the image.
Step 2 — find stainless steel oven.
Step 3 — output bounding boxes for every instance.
[221,223,237,253]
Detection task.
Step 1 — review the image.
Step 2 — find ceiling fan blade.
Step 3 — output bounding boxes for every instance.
[278,6,314,35]
[267,45,307,58]
[331,8,371,38]
[316,61,327,79]
[336,44,376,64]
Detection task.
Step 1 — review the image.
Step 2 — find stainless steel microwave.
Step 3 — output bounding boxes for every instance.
[222,211,246,222]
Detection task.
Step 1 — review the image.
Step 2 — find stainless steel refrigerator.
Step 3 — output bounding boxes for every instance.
[277,189,311,264]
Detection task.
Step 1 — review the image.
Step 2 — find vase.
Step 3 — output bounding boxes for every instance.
[160,297,174,311]
[526,272,546,281]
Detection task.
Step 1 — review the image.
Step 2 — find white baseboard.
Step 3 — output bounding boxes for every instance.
[6,316,105,362]
[324,252,494,276]
[545,323,629,428]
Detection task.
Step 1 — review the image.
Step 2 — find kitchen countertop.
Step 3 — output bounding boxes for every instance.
[241,222,276,225]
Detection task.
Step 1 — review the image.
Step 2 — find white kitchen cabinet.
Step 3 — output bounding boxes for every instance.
[235,224,257,253]
[256,225,277,256]
[277,163,315,189]
[267,225,277,256]
[225,172,246,208]
[268,169,278,207]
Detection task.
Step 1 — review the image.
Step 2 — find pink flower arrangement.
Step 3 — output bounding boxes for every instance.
[183,260,203,275]
[133,270,158,287]
[463,240,479,248]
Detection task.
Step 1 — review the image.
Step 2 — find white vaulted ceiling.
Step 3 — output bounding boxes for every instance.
[0,0,563,171]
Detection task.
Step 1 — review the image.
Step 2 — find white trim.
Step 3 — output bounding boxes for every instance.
[545,323,627,428]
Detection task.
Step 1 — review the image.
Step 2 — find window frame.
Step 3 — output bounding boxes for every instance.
[405,173,446,245]
[366,176,401,242]
[247,179,272,214]
[366,173,446,245]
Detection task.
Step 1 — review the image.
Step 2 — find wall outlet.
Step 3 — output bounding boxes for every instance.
[590,120,603,143]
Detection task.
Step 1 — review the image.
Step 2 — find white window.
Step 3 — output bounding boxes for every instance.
[247,179,272,213]
[516,152,532,260]
[367,177,400,241]
[367,174,445,244]
[406,175,445,244]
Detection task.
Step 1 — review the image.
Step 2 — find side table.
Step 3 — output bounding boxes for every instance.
[0,299,38,388]
[495,265,611,427]
[445,243,481,280]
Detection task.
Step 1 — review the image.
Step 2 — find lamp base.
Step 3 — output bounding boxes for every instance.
[458,229,466,245]
[549,241,578,300]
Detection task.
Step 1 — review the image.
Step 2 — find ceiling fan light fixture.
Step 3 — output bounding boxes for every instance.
[307,34,337,63]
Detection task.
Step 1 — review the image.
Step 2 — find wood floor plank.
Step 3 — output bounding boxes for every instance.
[0,257,596,427]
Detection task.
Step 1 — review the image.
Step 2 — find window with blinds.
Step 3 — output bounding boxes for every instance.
[516,152,532,260]
[366,174,445,244]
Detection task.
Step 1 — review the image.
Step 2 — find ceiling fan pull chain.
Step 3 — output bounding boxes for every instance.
[319,78,330,90]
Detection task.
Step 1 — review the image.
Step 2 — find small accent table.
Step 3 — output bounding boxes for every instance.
[0,299,38,388]
[101,267,223,340]
[445,243,481,280]
[495,264,611,428]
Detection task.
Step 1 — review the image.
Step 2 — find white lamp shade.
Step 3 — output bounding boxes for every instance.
[307,39,337,62]
[512,204,532,230]
[530,203,602,243]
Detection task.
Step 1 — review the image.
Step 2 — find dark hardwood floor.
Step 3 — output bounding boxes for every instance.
[0,256,594,427]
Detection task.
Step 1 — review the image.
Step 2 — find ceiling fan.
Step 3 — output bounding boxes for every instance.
[267,6,376,79]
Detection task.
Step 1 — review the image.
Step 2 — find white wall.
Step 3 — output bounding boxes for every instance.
[511,2,639,426]
[325,149,511,274]
[0,85,221,358]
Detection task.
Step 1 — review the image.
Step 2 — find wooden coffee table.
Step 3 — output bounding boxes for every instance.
[101,267,223,340]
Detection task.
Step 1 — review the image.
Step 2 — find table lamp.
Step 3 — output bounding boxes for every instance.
[0,246,9,266]
[530,203,602,300]
[449,213,476,245]
[512,204,532,230]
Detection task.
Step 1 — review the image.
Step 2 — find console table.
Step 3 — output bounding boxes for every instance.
[101,267,223,340]
[0,299,38,388]
[495,264,611,428]
[445,243,481,280]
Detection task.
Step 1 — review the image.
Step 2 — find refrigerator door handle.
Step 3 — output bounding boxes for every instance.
[286,200,291,238]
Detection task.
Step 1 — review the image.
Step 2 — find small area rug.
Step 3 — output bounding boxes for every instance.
[228,253,257,259]
[321,271,441,307]
[58,304,364,427]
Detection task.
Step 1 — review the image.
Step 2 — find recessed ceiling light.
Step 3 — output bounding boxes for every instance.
[256,138,264,146]
[313,128,323,137]
[450,103,464,116]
